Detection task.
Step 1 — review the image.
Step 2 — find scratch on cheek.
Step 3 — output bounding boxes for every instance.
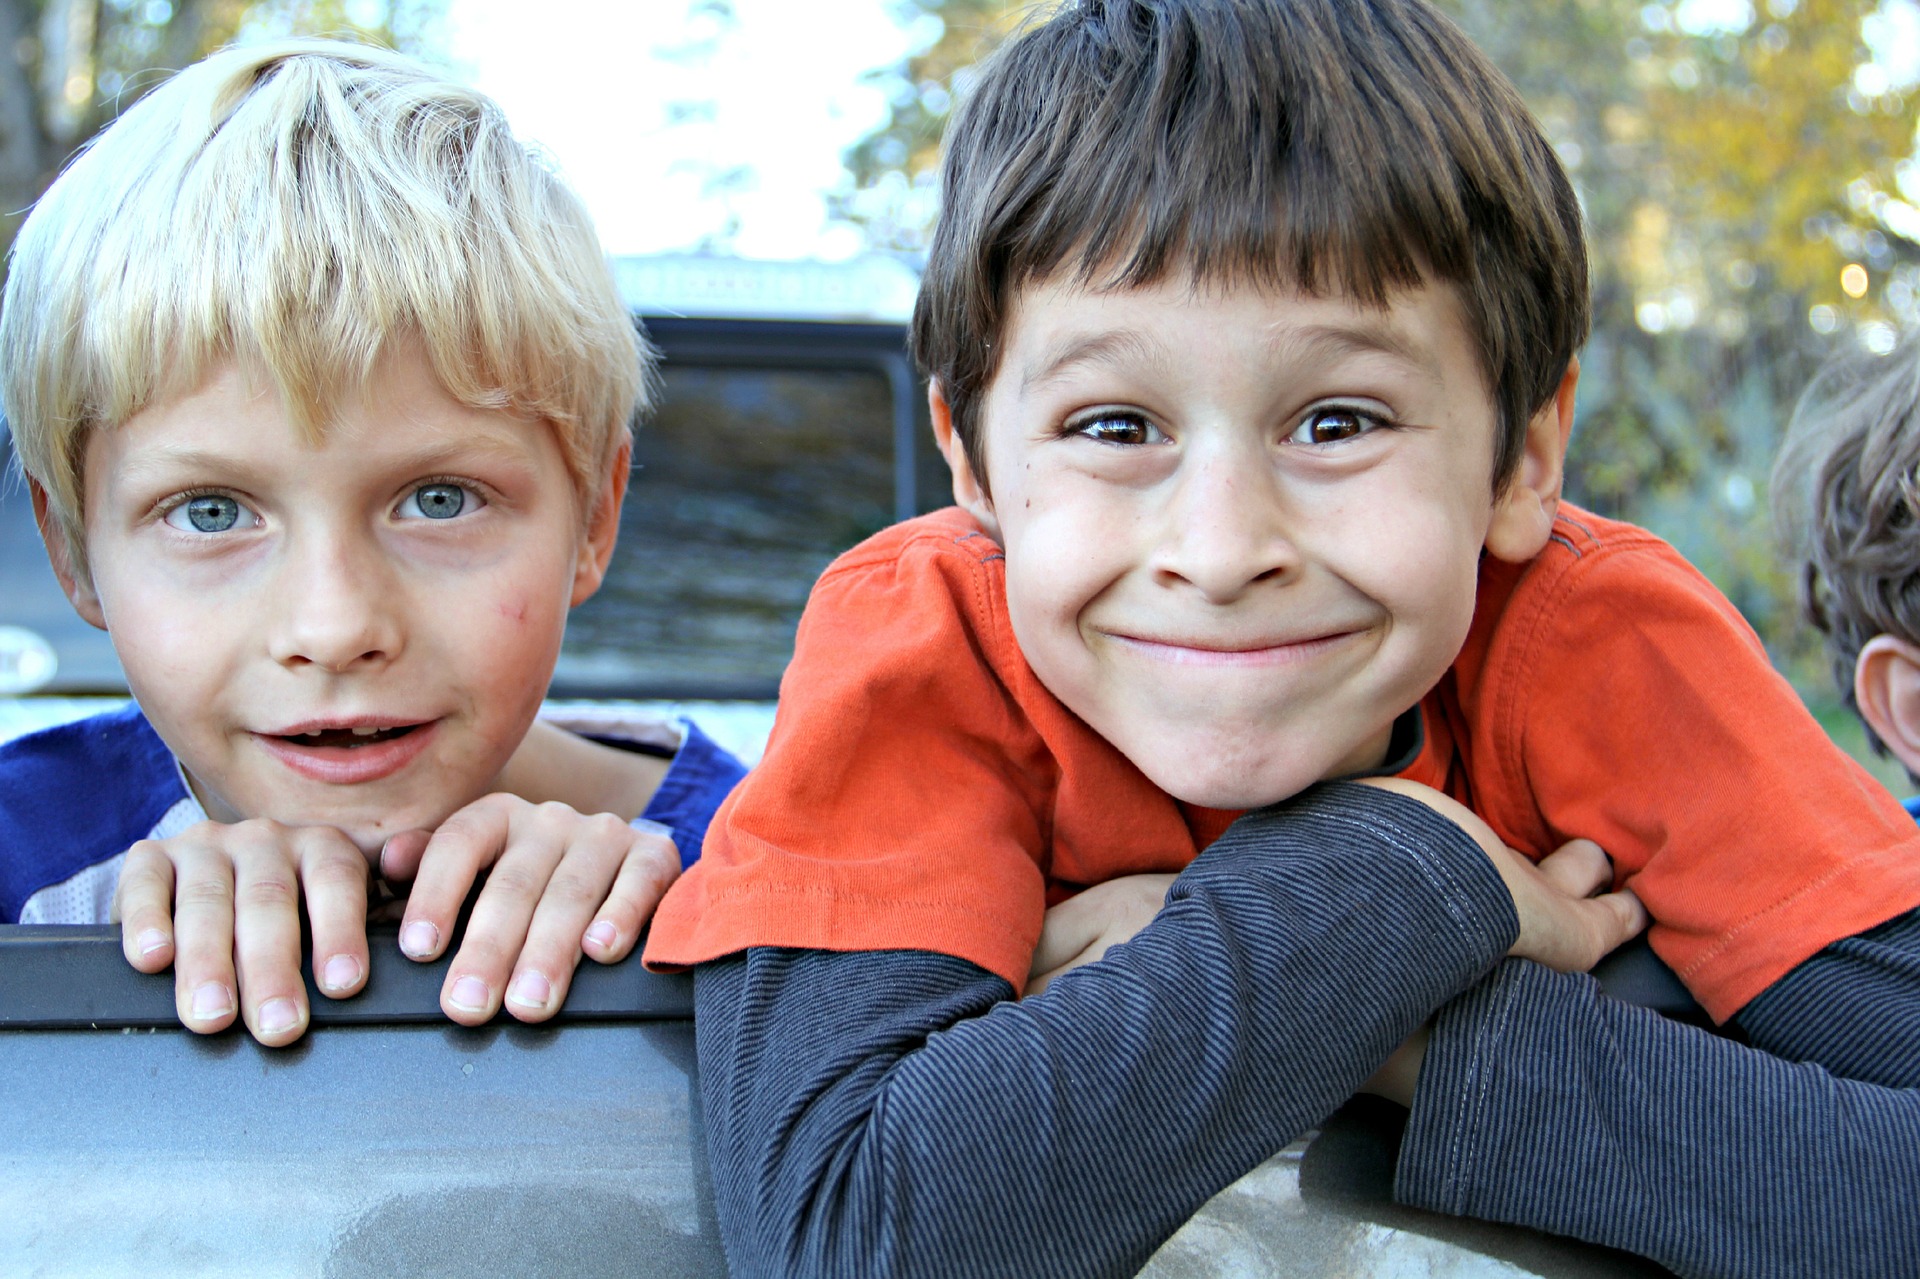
[498,599,529,624]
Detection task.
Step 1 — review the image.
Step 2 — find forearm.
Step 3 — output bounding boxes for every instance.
[1734,906,1920,1088]
[1399,960,1920,1279]
[696,784,1519,1279]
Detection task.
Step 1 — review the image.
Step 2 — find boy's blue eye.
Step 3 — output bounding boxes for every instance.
[1071,412,1165,446]
[398,483,475,520]
[1288,408,1381,446]
[165,494,256,534]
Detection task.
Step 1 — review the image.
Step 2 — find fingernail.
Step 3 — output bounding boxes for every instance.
[631,818,674,838]
[258,997,299,1035]
[136,929,169,957]
[508,969,553,1010]
[190,981,234,1021]
[321,954,362,993]
[584,921,619,953]
[400,921,439,959]
[448,975,491,1013]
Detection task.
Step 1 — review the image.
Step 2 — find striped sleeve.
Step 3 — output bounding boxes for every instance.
[692,784,1518,1279]
[1734,906,1920,1089]
[1399,958,1920,1279]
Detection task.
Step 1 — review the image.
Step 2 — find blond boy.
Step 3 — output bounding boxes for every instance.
[0,41,746,1046]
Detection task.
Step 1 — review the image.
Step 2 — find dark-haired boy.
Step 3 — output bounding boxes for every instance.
[648,2,1920,1273]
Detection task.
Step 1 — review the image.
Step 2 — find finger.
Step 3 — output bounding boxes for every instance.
[165,828,240,1036]
[1029,902,1102,980]
[378,828,434,884]
[500,813,644,1021]
[299,831,373,1001]
[1592,886,1651,955]
[114,841,179,973]
[1026,961,1075,998]
[1535,838,1612,898]
[1521,886,1651,972]
[582,823,680,965]
[1027,873,1174,979]
[229,825,312,1047]
[398,799,512,964]
[435,799,557,1023]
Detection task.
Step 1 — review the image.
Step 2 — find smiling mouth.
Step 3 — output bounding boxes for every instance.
[1105,630,1363,665]
[273,724,423,749]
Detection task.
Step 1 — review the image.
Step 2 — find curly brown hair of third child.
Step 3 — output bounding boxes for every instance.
[1773,331,1920,776]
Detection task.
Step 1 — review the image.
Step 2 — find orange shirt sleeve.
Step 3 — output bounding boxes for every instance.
[1464,522,1920,1022]
[644,518,1056,989]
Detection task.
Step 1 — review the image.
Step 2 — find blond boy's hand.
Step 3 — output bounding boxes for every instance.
[113,819,372,1047]
[379,793,681,1026]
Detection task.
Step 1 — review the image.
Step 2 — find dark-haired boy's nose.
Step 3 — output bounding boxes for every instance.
[1149,453,1298,602]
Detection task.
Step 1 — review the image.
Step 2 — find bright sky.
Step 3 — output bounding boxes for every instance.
[440,0,1920,264]
[444,0,918,261]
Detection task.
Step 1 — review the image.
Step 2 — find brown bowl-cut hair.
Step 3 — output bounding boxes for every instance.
[911,0,1589,495]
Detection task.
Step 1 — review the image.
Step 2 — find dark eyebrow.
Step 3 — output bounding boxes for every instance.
[1269,319,1439,377]
[1019,329,1172,394]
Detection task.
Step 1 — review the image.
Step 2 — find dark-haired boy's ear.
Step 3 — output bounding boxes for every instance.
[1484,358,1578,564]
[928,380,999,539]
[29,479,106,630]
[569,439,631,607]
[1855,634,1920,780]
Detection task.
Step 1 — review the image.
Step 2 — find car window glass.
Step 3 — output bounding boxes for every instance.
[558,364,897,698]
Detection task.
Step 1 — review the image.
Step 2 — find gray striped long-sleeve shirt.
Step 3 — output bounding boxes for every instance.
[694,784,1518,1278]
[1400,911,1920,1278]
[695,783,1920,1278]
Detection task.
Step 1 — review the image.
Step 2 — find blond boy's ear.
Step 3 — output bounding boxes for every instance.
[29,479,106,630]
[1855,634,1920,780]
[569,438,631,607]
[1484,358,1578,565]
[928,379,999,539]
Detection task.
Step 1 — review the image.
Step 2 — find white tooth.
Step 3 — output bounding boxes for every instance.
[304,730,323,738]
[351,726,379,737]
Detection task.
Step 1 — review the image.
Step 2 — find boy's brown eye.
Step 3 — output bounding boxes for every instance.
[1073,413,1163,446]
[1290,408,1377,446]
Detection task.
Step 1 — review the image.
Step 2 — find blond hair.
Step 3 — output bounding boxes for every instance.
[3,39,647,575]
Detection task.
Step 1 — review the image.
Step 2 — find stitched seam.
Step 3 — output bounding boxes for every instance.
[1296,800,1488,933]
[1675,845,1911,980]
[1443,974,1516,1211]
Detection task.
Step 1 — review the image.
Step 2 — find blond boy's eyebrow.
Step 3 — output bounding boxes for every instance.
[111,435,542,486]
[1020,329,1172,394]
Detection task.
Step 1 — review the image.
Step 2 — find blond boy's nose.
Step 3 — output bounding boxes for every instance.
[269,545,402,671]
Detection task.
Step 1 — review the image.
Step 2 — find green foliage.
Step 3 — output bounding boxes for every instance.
[0,0,444,267]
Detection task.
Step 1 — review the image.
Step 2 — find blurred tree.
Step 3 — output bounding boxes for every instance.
[0,0,444,264]
[841,0,1920,695]
[837,0,1026,250]
[1451,0,1918,675]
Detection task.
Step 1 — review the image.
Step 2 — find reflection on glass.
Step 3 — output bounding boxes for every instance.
[561,365,896,695]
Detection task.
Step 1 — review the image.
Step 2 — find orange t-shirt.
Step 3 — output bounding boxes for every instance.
[646,505,1920,1022]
